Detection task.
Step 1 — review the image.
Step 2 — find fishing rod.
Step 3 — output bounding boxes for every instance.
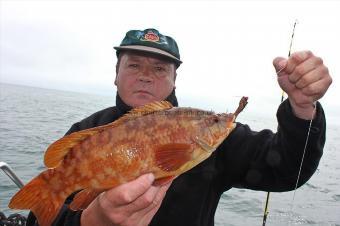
[261,19,298,226]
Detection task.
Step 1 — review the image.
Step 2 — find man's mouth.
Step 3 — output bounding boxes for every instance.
[135,90,152,95]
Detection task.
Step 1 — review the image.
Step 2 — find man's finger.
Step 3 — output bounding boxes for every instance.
[128,182,172,226]
[131,181,172,216]
[285,50,313,74]
[119,186,161,216]
[293,56,323,78]
[105,173,155,206]
[295,66,324,89]
[301,77,332,97]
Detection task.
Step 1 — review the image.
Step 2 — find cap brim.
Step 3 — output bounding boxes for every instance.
[114,45,182,64]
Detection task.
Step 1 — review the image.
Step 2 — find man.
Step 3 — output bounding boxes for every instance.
[27,28,332,226]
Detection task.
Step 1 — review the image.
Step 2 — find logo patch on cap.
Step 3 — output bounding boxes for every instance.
[141,31,160,43]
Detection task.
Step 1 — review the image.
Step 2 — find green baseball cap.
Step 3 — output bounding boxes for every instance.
[114,28,182,66]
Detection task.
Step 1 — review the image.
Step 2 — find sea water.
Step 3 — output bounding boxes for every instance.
[0,83,339,225]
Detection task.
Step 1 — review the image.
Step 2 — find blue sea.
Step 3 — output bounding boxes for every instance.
[0,83,339,225]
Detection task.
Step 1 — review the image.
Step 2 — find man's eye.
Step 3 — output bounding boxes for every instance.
[155,66,165,71]
[129,64,139,68]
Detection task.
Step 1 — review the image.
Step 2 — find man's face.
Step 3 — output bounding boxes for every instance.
[115,51,176,107]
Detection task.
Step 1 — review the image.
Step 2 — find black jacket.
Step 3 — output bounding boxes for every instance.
[26,93,326,226]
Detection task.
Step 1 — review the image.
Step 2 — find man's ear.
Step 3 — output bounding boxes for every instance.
[173,71,177,89]
[116,63,119,74]
[114,64,119,85]
[114,75,118,86]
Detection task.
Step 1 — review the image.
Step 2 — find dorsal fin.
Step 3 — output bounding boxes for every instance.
[44,123,115,168]
[106,101,173,124]
[126,101,173,117]
[44,101,174,168]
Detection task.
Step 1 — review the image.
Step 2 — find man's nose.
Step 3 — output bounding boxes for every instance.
[137,67,153,83]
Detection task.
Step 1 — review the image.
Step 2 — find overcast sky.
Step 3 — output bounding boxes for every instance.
[1,0,339,121]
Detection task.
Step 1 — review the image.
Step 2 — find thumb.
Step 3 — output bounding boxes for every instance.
[273,57,287,76]
[273,57,294,94]
[277,71,293,94]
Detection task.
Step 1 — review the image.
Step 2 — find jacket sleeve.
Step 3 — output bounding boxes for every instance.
[217,99,326,192]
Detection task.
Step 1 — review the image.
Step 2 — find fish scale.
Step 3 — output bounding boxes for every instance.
[8,98,248,226]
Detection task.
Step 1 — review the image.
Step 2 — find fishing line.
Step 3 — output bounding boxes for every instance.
[288,103,316,225]
[262,19,298,226]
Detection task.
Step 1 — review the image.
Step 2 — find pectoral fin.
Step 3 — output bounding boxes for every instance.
[155,143,192,172]
[153,176,176,186]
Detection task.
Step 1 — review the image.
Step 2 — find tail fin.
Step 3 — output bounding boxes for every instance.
[9,174,65,226]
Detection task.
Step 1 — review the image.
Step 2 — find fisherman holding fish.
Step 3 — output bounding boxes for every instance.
[14,28,332,226]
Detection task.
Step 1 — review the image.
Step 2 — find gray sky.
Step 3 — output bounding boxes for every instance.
[1,0,339,121]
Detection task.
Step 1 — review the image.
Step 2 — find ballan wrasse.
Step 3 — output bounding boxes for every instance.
[9,97,248,226]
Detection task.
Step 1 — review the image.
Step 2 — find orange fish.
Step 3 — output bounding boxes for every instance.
[9,97,248,226]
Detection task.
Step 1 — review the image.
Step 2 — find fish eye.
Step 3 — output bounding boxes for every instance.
[213,117,219,123]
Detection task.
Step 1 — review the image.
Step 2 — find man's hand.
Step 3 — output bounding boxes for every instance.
[81,173,172,226]
[273,50,332,119]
